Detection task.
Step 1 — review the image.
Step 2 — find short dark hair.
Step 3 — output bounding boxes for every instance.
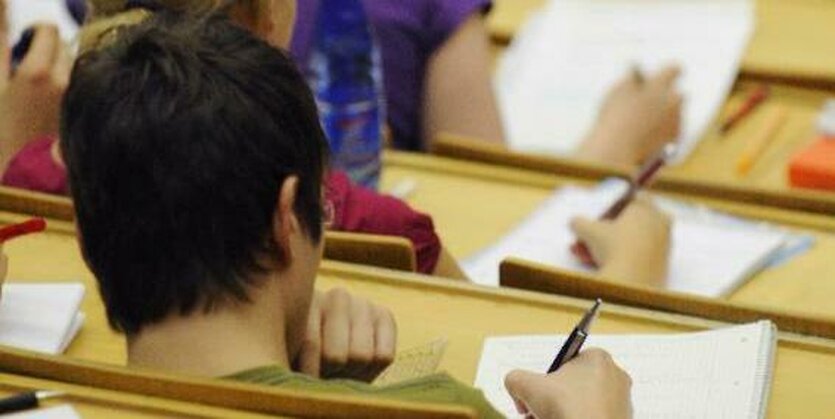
[60,12,328,334]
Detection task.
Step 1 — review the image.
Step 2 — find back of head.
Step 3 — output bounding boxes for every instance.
[61,11,328,334]
[81,0,269,52]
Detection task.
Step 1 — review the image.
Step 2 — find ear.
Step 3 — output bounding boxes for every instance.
[273,175,300,263]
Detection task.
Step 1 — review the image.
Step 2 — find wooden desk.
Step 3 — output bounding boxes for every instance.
[379,152,835,321]
[322,262,835,418]
[5,220,835,417]
[489,0,835,87]
[434,81,835,212]
[671,81,830,193]
[0,372,278,419]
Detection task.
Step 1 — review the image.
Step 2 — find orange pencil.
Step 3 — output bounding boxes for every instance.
[736,106,787,176]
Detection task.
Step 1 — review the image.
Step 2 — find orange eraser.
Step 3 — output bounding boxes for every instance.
[789,138,835,191]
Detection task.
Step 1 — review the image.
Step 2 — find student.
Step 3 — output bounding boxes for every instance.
[293,1,682,167]
[59,12,633,418]
[2,0,671,287]
[0,0,71,176]
[0,0,456,279]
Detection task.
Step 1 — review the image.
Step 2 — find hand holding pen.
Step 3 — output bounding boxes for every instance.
[504,300,634,419]
[572,144,678,268]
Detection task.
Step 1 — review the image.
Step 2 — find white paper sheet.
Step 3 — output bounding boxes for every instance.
[463,180,789,295]
[0,283,85,354]
[475,321,775,419]
[497,0,755,162]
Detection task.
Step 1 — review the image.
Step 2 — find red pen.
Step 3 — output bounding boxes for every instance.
[720,85,770,135]
[0,218,47,243]
[571,144,677,267]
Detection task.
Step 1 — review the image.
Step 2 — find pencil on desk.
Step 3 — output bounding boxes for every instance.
[720,85,770,135]
[736,106,787,176]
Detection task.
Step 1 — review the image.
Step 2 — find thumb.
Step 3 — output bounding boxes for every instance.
[504,370,544,416]
[570,217,608,245]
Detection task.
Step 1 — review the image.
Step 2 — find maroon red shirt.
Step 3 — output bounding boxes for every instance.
[2,137,442,273]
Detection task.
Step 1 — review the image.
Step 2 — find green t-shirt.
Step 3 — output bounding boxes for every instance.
[227,365,503,418]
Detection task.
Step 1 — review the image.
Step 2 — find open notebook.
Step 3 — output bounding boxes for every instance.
[0,283,85,354]
[463,181,794,296]
[475,321,776,419]
[497,0,754,162]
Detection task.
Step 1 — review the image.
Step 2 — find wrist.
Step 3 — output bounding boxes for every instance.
[577,129,639,167]
[598,256,666,288]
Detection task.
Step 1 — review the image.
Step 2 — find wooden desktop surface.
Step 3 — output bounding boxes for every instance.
[0,373,279,419]
[3,211,835,416]
[379,152,835,321]
[669,81,830,192]
[489,0,835,86]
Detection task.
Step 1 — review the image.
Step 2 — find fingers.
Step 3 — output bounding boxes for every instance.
[320,288,352,378]
[570,217,606,247]
[316,288,398,382]
[504,370,541,416]
[16,25,61,82]
[651,65,681,89]
[295,292,323,377]
[368,304,397,380]
[342,293,376,380]
[577,348,633,389]
[629,194,672,226]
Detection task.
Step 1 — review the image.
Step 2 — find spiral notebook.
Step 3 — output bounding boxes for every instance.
[475,321,776,418]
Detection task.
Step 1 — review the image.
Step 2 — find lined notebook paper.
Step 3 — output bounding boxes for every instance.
[475,321,776,419]
[497,0,754,162]
[0,283,85,354]
[463,181,790,295]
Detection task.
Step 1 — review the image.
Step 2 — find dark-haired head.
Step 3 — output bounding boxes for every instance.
[61,11,328,335]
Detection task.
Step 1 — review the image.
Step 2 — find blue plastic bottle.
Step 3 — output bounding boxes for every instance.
[307,0,384,189]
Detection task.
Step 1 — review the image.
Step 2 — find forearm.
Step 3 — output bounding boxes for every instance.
[431,247,470,281]
[424,14,505,147]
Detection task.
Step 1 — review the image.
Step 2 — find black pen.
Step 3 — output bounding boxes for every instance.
[0,390,64,414]
[547,299,602,373]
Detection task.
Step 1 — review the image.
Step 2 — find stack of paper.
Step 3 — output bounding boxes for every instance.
[0,283,85,354]
[497,0,755,162]
[463,180,797,296]
[475,321,776,418]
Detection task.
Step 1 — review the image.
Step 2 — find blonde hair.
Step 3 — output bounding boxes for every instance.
[80,0,269,52]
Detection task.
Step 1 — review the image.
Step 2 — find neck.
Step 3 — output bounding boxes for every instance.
[128,278,291,377]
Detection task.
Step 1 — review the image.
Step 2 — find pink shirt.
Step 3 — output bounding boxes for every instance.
[2,137,441,273]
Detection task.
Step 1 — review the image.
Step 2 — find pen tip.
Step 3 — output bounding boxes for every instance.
[662,143,679,160]
[35,390,65,400]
